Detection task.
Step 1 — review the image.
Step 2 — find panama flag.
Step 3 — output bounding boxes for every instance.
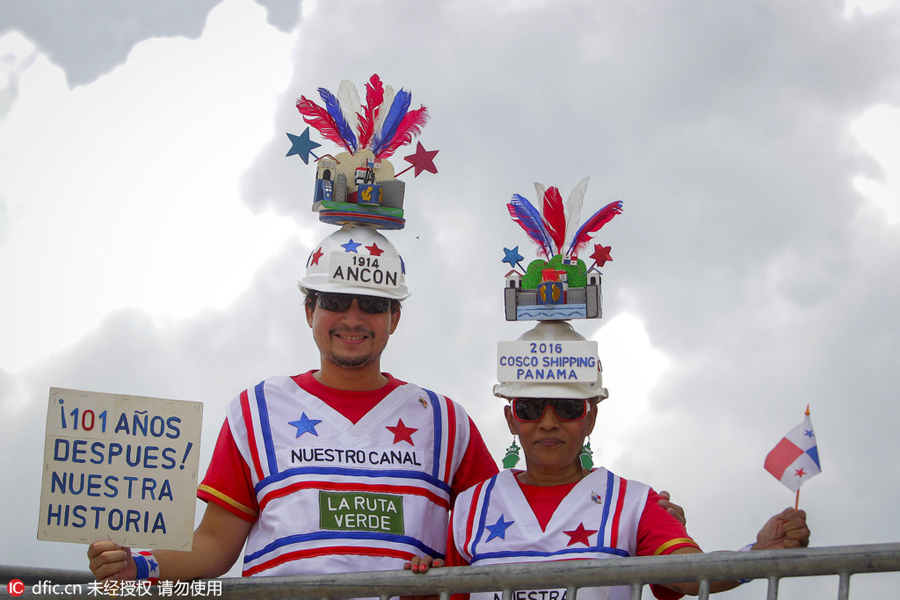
[764,411,821,492]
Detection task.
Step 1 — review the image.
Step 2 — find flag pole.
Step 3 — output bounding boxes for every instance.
[796,404,810,510]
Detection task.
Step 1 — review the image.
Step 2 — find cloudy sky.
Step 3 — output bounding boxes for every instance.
[2,0,899,597]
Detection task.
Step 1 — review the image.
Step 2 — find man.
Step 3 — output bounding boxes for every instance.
[88,224,500,582]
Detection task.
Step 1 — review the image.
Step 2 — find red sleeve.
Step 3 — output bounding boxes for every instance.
[450,417,500,501]
[639,489,701,600]
[445,519,471,600]
[197,420,259,522]
[444,518,470,567]
[443,417,494,600]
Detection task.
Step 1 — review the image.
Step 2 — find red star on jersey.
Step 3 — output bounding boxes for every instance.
[589,244,613,268]
[386,419,418,446]
[563,522,598,547]
[366,242,384,256]
[310,247,324,265]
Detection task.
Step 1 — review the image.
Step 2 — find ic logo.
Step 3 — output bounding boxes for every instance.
[7,579,25,597]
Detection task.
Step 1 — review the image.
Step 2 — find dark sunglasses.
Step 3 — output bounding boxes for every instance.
[512,397,588,422]
[314,292,392,314]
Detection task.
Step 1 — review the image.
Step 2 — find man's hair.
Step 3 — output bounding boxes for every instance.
[304,291,401,314]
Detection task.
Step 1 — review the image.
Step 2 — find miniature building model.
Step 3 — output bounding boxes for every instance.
[289,74,434,231]
[502,179,620,322]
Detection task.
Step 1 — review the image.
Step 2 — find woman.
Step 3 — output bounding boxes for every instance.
[409,324,810,600]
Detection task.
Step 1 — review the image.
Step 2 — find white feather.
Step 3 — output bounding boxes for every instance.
[533,182,547,217]
[373,85,394,142]
[564,177,590,245]
[337,79,361,140]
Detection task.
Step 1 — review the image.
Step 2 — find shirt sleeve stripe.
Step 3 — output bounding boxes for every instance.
[653,537,700,555]
[198,484,258,519]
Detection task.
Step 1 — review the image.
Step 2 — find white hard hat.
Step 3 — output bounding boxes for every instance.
[493,321,608,401]
[299,223,410,299]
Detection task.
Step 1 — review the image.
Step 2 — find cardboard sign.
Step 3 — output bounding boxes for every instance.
[497,340,599,382]
[38,388,202,550]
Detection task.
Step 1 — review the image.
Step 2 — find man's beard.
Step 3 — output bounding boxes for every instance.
[325,326,377,369]
[328,352,373,369]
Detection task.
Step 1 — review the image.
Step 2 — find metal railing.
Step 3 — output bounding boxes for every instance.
[3,543,899,600]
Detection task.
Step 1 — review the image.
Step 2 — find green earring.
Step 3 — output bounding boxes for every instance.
[579,439,594,470]
[502,438,521,468]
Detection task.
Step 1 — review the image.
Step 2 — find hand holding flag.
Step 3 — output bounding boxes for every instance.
[764,406,821,506]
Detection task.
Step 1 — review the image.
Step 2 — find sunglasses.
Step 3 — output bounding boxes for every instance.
[512,397,589,422]
[314,292,392,314]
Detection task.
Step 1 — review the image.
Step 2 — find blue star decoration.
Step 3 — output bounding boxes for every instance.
[502,246,524,269]
[485,514,515,542]
[289,412,322,437]
[804,429,815,439]
[286,127,321,164]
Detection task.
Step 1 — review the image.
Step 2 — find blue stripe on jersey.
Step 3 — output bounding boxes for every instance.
[255,465,453,496]
[243,530,444,564]
[426,389,442,479]
[255,381,279,476]
[472,546,630,563]
[596,469,614,545]
[471,475,498,557]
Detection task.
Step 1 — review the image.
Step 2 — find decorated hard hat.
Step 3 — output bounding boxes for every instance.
[494,320,608,401]
[299,223,410,299]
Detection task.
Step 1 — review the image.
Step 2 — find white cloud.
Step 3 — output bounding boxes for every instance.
[852,103,900,226]
[0,0,303,373]
[0,30,39,119]
[844,0,899,17]
[589,313,671,466]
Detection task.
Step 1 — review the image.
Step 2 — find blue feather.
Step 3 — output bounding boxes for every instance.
[372,89,411,155]
[508,194,554,259]
[318,87,358,153]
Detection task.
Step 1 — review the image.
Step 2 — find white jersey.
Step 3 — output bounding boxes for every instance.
[227,376,473,577]
[453,469,670,600]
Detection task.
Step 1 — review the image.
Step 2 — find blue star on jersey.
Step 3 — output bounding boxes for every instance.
[289,413,322,437]
[485,514,515,542]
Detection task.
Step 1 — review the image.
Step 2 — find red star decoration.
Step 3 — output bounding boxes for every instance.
[403,142,439,177]
[794,467,807,478]
[310,247,324,266]
[589,244,613,268]
[386,419,418,446]
[366,242,384,256]
[563,522,598,547]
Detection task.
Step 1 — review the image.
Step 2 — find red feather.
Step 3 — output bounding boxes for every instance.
[376,106,429,158]
[567,200,623,257]
[296,95,351,151]
[541,186,566,256]
[357,74,383,150]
